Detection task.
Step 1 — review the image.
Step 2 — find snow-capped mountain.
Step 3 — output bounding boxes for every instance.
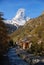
[4,8,30,34]
[4,8,30,26]
[12,8,26,25]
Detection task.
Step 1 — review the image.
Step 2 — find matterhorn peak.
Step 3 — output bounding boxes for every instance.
[4,8,30,26]
[12,8,26,25]
[13,8,30,25]
[14,8,25,19]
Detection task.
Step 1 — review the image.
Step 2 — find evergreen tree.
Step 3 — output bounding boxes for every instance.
[0,12,9,55]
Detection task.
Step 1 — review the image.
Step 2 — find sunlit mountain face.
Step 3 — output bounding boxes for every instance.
[13,8,30,25]
[3,8,30,34]
[4,8,30,26]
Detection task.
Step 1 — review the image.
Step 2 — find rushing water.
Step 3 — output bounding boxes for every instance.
[0,47,29,65]
[0,47,44,65]
[8,47,29,65]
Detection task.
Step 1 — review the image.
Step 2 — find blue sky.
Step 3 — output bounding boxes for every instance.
[0,0,44,19]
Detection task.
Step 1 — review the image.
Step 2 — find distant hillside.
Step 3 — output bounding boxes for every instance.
[10,14,44,43]
[6,24,17,34]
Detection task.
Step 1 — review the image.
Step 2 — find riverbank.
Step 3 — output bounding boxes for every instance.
[16,46,44,65]
[0,46,44,65]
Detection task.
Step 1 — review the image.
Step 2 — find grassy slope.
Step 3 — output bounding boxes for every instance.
[10,14,44,42]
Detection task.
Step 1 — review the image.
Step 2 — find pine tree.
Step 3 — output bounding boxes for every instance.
[0,12,9,55]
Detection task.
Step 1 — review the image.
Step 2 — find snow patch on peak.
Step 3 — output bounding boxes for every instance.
[26,17,30,21]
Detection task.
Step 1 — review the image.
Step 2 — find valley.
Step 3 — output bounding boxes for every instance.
[0,8,44,65]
